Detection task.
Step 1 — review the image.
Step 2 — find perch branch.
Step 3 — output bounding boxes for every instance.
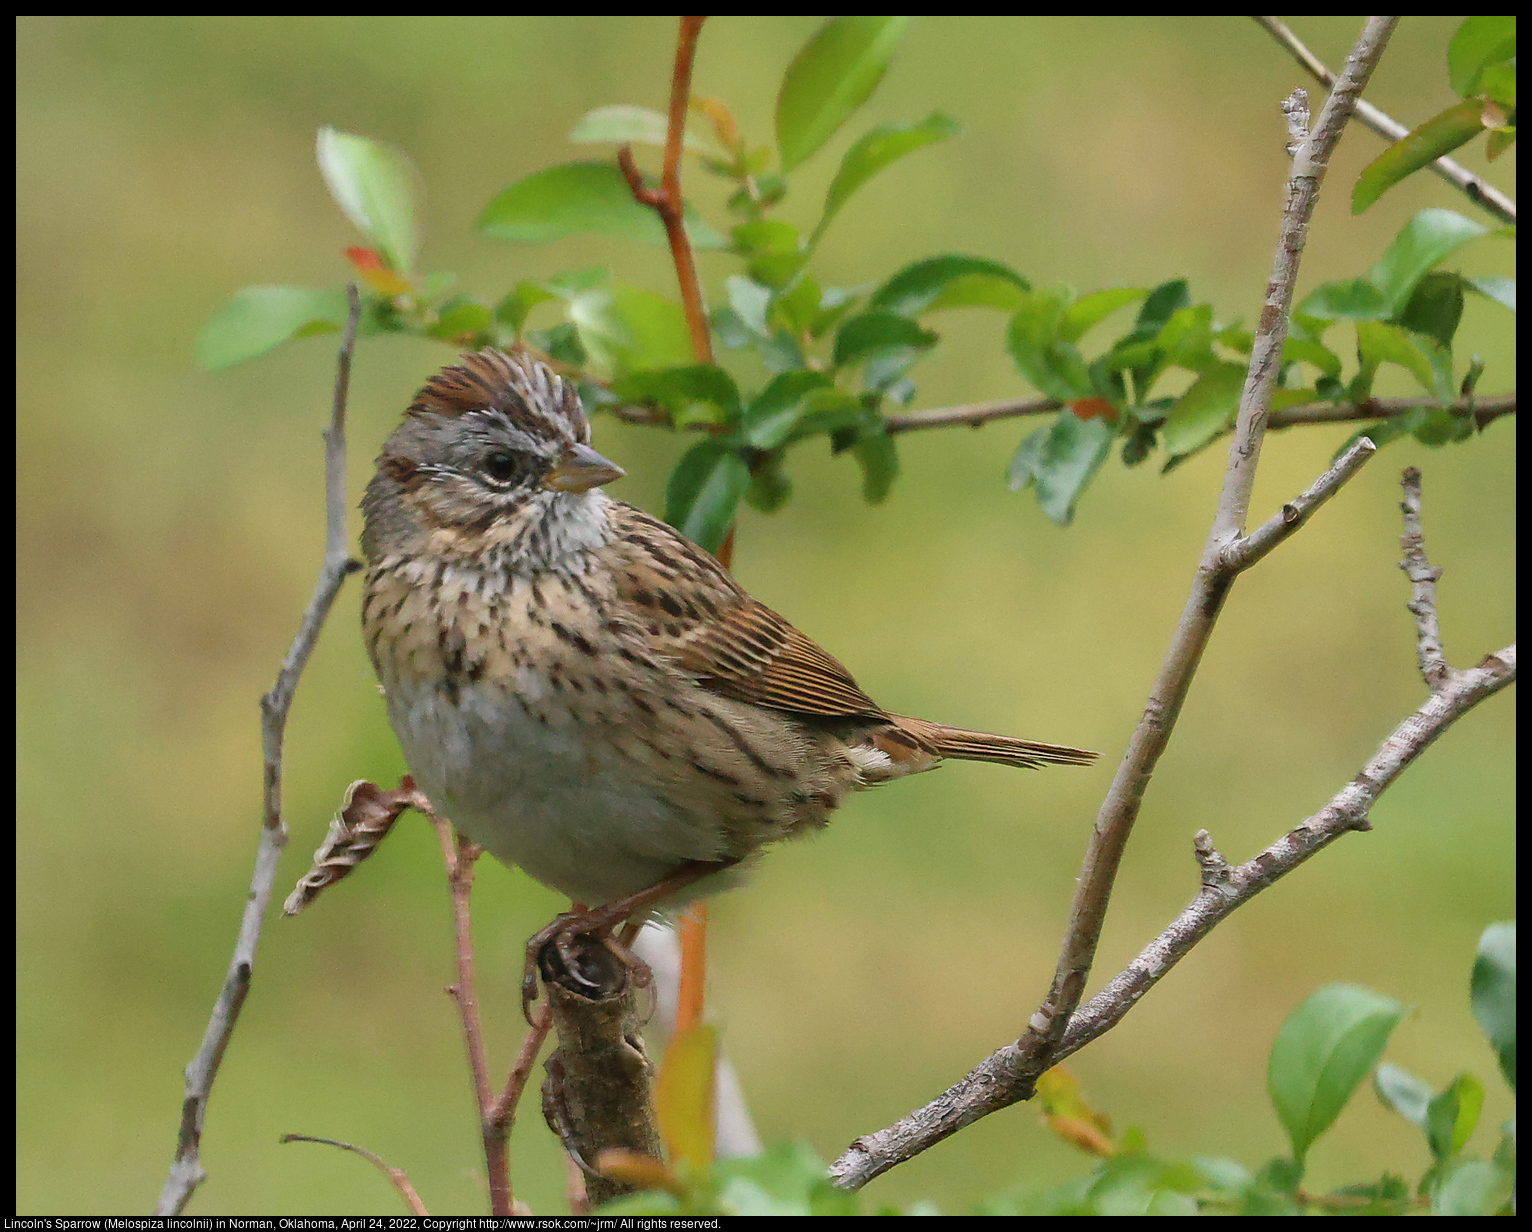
[830,15,1401,1189]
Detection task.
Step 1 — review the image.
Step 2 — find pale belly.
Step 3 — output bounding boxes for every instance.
[383,675,754,907]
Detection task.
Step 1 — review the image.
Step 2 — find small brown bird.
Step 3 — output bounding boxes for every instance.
[361,349,1094,990]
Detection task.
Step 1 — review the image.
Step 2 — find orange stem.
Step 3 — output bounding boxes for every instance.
[675,902,709,1034]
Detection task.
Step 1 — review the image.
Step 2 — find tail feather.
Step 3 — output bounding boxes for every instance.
[889,714,1097,770]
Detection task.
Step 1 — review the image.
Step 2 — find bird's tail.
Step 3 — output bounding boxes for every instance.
[889,714,1098,770]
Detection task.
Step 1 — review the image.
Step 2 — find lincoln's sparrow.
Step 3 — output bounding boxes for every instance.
[361,349,1095,996]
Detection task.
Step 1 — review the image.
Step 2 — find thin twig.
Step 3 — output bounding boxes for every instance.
[157,284,362,1216]
[830,456,1515,1195]
[1223,435,1376,569]
[619,15,712,363]
[1032,15,1398,1061]
[280,1135,430,1216]
[418,798,515,1218]
[1253,16,1516,225]
[879,392,1515,436]
[1398,467,1451,689]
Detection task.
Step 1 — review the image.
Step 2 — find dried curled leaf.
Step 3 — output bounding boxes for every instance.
[283,778,417,916]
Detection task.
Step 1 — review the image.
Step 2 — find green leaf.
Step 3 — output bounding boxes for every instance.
[869,254,1029,316]
[1466,274,1516,314]
[316,127,420,274]
[493,281,557,336]
[1007,411,1114,526]
[478,162,725,249]
[1160,362,1246,459]
[744,450,793,513]
[1373,1062,1433,1128]
[1355,321,1448,402]
[1299,278,1389,322]
[1448,16,1517,98]
[1397,271,1466,350]
[726,275,772,335]
[852,427,898,503]
[665,438,750,554]
[1470,922,1516,1092]
[611,364,742,428]
[1367,209,1490,319]
[1281,336,1342,378]
[1008,287,1093,401]
[832,311,936,368]
[424,298,492,345]
[568,104,722,157]
[1060,287,1146,343]
[742,370,834,449]
[1136,278,1190,331]
[1266,983,1407,1170]
[1425,1073,1485,1162]
[1155,304,1216,370]
[811,112,961,245]
[196,286,350,370]
[567,282,695,375]
[1353,100,1493,214]
[1430,1158,1516,1216]
[775,16,912,173]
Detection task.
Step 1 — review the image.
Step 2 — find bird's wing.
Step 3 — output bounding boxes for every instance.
[608,503,885,721]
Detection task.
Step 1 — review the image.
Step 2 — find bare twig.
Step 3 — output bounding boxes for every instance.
[1223,435,1376,569]
[157,284,362,1216]
[830,471,1515,1195]
[1254,16,1516,225]
[1398,467,1450,689]
[280,1135,430,1216]
[878,392,1516,436]
[618,15,712,363]
[829,17,1401,1189]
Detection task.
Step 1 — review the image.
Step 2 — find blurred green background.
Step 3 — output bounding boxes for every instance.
[17,15,1514,1216]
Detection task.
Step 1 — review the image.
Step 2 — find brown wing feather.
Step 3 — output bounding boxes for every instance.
[609,503,886,722]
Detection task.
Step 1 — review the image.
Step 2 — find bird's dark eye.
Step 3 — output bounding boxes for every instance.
[481,449,521,484]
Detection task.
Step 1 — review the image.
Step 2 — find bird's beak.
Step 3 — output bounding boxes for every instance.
[542,442,626,493]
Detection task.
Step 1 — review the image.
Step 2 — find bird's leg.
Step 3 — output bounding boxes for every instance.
[522,858,739,1022]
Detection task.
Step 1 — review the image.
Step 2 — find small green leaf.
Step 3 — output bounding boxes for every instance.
[1355,321,1447,401]
[568,104,722,157]
[316,127,420,274]
[665,438,750,555]
[1448,16,1517,98]
[1007,411,1114,526]
[424,298,492,345]
[1060,287,1146,343]
[1466,274,1516,314]
[1397,271,1466,350]
[1430,1158,1516,1216]
[478,162,725,249]
[744,450,793,513]
[1266,983,1407,1170]
[742,370,833,449]
[775,16,912,173]
[1425,1073,1485,1162]
[1470,922,1516,1092]
[1160,362,1246,459]
[1155,304,1216,370]
[196,286,350,370]
[1373,1062,1433,1128]
[567,282,694,375]
[1367,209,1490,319]
[1353,100,1492,214]
[811,112,960,245]
[611,364,742,428]
[832,311,936,368]
[852,427,898,503]
[869,254,1029,317]
[1136,279,1191,331]
[1008,288,1092,401]
[1299,278,1390,321]
[493,281,557,336]
[1281,336,1342,378]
